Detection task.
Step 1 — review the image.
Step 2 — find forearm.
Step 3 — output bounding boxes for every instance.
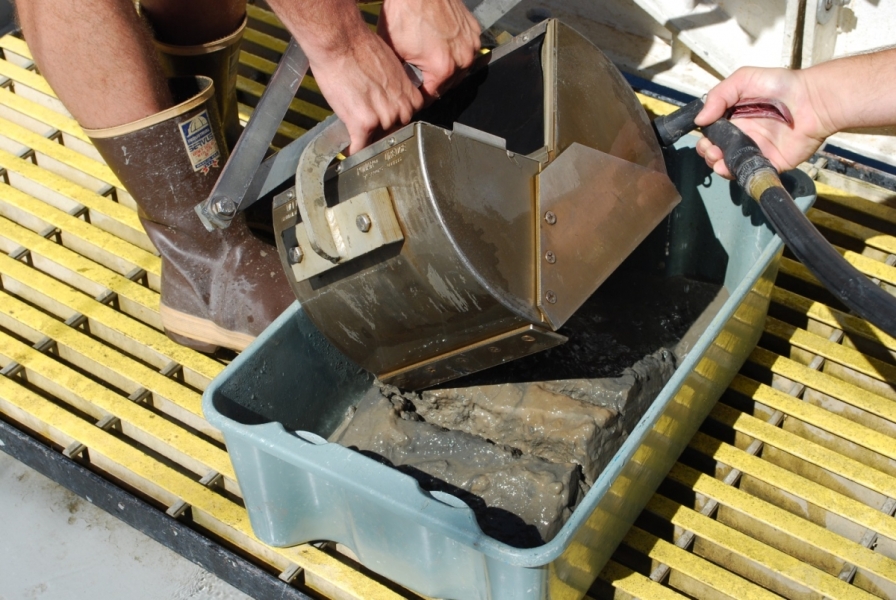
[264,0,423,153]
[264,0,372,66]
[803,47,896,133]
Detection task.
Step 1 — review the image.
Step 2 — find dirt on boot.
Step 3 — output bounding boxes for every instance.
[85,76,294,352]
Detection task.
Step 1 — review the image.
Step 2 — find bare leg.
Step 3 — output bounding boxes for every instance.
[16,0,172,129]
[138,0,245,46]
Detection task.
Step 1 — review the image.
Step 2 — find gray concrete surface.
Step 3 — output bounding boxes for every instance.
[0,451,252,600]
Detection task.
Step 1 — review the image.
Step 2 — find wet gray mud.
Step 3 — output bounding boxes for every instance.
[331,389,579,547]
[331,268,728,548]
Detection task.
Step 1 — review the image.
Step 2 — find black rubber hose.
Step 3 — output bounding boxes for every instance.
[652,99,705,147]
[759,186,896,335]
[700,118,776,190]
[653,99,896,338]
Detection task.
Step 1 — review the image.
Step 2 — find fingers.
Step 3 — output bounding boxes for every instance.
[345,79,422,155]
[695,137,723,164]
[421,60,475,101]
[345,116,378,156]
[419,28,479,101]
[420,46,479,102]
[315,0,481,153]
[378,0,480,103]
[712,159,733,179]
[420,53,457,100]
[693,66,830,177]
[694,68,756,127]
[694,94,729,128]
[695,136,733,179]
[306,24,426,155]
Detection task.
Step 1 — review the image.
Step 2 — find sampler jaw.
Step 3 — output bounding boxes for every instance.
[272,19,680,390]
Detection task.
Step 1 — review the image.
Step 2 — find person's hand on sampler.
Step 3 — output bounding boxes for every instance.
[270,0,480,155]
[694,48,896,178]
[377,0,482,104]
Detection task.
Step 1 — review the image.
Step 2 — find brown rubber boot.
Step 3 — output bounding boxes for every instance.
[84,76,293,352]
[145,11,247,149]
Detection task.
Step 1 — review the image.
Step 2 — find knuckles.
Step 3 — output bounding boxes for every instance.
[429,54,456,83]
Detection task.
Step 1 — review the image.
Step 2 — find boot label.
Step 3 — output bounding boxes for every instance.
[178,110,221,174]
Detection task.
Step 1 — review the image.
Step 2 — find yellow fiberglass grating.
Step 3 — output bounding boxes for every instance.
[608,379,896,600]
[811,181,896,237]
[4,9,896,599]
[0,369,414,600]
[600,128,896,598]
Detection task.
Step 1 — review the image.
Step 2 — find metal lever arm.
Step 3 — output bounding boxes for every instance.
[195,39,309,231]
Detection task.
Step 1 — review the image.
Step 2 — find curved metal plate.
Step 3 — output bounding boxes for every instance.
[552,20,667,174]
[537,143,681,329]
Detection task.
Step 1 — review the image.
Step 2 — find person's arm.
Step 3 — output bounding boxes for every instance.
[377,0,481,103]
[268,0,480,154]
[694,48,896,178]
[266,0,423,154]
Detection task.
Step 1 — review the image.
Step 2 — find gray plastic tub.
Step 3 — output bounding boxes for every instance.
[203,137,815,600]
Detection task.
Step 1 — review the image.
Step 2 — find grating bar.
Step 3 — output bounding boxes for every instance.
[780,246,896,288]
[687,431,896,542]
[763,317,896,389]
[646,493,878,599]
[0,182,161,286]
[0,114,121,189]
[0,148,151,251]
[771,286,896,353]
[238,102,307,139]
[709,401,896,505]
[236,76,331,123]
[667,462,896,583]
[0,57,57,98]
[648,328,843,587]
[0,328,236,486]
[0,250,217,388]
[840,498,896,583]
[0,289,217,442]
[808,207,896,256]
[622,526,782,599]
[600,560,688,600]
[748,346,896,425]
[239,50,322,96]
[0,215,161,327]
[814,180,896,229]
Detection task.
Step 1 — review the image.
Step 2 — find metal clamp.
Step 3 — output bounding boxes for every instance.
[295,115,350,262]
[287,115,404,281]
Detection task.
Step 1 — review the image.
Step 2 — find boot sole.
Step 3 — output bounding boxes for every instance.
[160,304,255,352]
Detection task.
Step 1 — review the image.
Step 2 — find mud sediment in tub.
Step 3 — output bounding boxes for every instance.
[329,273,729,548]
[330,388,580,547]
